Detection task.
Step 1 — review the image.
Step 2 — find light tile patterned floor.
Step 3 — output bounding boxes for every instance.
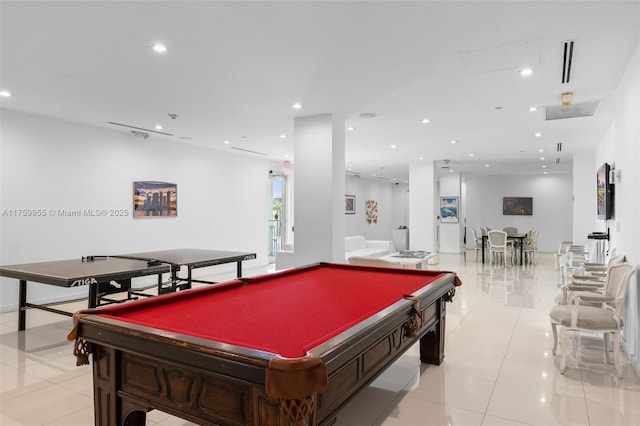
[1,252,639,425]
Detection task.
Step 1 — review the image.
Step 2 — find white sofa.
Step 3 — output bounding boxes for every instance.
[345,235,395,261]
[276,237,395,270]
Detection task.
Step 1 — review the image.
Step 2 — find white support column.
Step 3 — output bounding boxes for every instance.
[409,161,436,253]
[289,114,346,267]
[439,172,462,253]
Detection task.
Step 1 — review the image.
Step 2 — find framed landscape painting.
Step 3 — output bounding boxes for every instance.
[133,181,177,217]
[440,196,459,223]
[503,197,533,216]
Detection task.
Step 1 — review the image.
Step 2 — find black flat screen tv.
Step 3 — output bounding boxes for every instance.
[596,163,613,220]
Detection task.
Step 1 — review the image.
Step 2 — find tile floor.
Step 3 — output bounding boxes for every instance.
[1,251,639,425]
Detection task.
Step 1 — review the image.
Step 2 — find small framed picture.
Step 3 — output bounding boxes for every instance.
[345,195,356,214]
[440,196,459,223]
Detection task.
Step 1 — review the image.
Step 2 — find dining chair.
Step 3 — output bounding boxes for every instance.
[550,262,635,378]
[472,227,484,261]
[523,229,539,265]
[502,226,518,235]
[487,230,513,267]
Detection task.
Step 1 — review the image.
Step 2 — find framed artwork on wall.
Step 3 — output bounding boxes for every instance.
[440,196,459,223]
[503,197,533,216]
[345,195,356,214]
[365,199,378,224]
[133,181,177,218]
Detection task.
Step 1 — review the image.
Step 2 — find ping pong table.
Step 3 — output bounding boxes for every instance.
[0,248,257,330]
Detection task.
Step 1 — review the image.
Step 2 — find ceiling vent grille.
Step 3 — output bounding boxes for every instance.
[230,147,267,156]
[562,41,574,84]
[545,101,600,120]
[556,142,563,152]
[555,158,561,165]
[107,121,173,136]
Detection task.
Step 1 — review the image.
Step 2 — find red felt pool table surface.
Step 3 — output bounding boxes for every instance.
[96,263,448,358]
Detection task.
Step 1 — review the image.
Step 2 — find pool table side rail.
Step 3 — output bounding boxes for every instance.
[75,269,456,376]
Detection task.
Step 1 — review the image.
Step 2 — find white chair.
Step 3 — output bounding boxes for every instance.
[472,227,484,262]
[550,262,635,378]
[522,229,539,265]
[502,226,518,235]
[554,241,574,271]
[556,256,625,305]
[487,230,514,267]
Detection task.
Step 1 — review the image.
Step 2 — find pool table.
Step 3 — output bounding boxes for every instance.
[69,262,460,426]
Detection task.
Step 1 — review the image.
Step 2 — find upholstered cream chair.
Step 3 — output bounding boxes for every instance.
[487,230,514,267]
[522,229,539,265]
[550,262,635,378]
[502,226,518,235]
[556,256,625,305]
[472,227,484,261]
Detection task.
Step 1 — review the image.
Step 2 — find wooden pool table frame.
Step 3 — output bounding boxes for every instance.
[73,263,459,426]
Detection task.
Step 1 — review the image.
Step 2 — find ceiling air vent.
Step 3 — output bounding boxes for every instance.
[562,41,574,84]
[555,158,561,165]
[230,147,267,155]
[556,142,563,152]
[545,101,600,120]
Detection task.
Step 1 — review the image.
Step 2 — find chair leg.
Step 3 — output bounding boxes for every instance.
[551,322,558,355]
[559,327,567,374]
[604,333,611,364]
[613,331,622,378]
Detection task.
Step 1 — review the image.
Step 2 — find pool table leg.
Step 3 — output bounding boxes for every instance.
[92,345,148,426]
[419,299,446,365]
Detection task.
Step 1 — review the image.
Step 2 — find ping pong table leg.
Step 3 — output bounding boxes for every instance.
[88,282,98,308]
[18,280,27,331]
[237,261,242,278]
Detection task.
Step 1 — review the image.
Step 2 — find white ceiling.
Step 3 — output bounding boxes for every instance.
[1,1,639,182]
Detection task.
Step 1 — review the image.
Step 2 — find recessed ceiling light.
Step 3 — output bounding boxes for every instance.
[373,173,376,177]
[347,126,355,131]
[469,153,474,157]
[419,157,424,160]
[348,168,352,171]
[450,140,457,144]
[421,118,430,124]
[520,68,533,76]
[535,132,542,137]
[0,90,12,97]
[390,145,397,149]
[291,102,302,109]
[279,134,287,138]
[284,154,289,158]
[542,165,547,168]
[539,148,544,152]
[449,169,454,173]
[544,171,548,175]
[152,43,168,53]
[529,106,538,112]
[223,140,230,144]
[485,164,490,167]
[540,157,545,160]
[154,124,163,130]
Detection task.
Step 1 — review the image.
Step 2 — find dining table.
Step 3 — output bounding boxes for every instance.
[481,233,527,265]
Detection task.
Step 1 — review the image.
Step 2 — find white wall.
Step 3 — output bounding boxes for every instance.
[598,43,640,372]
[344,175,395,241]
[572,150,597,247]
[0,110,275,312]
[463,174,573,253]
